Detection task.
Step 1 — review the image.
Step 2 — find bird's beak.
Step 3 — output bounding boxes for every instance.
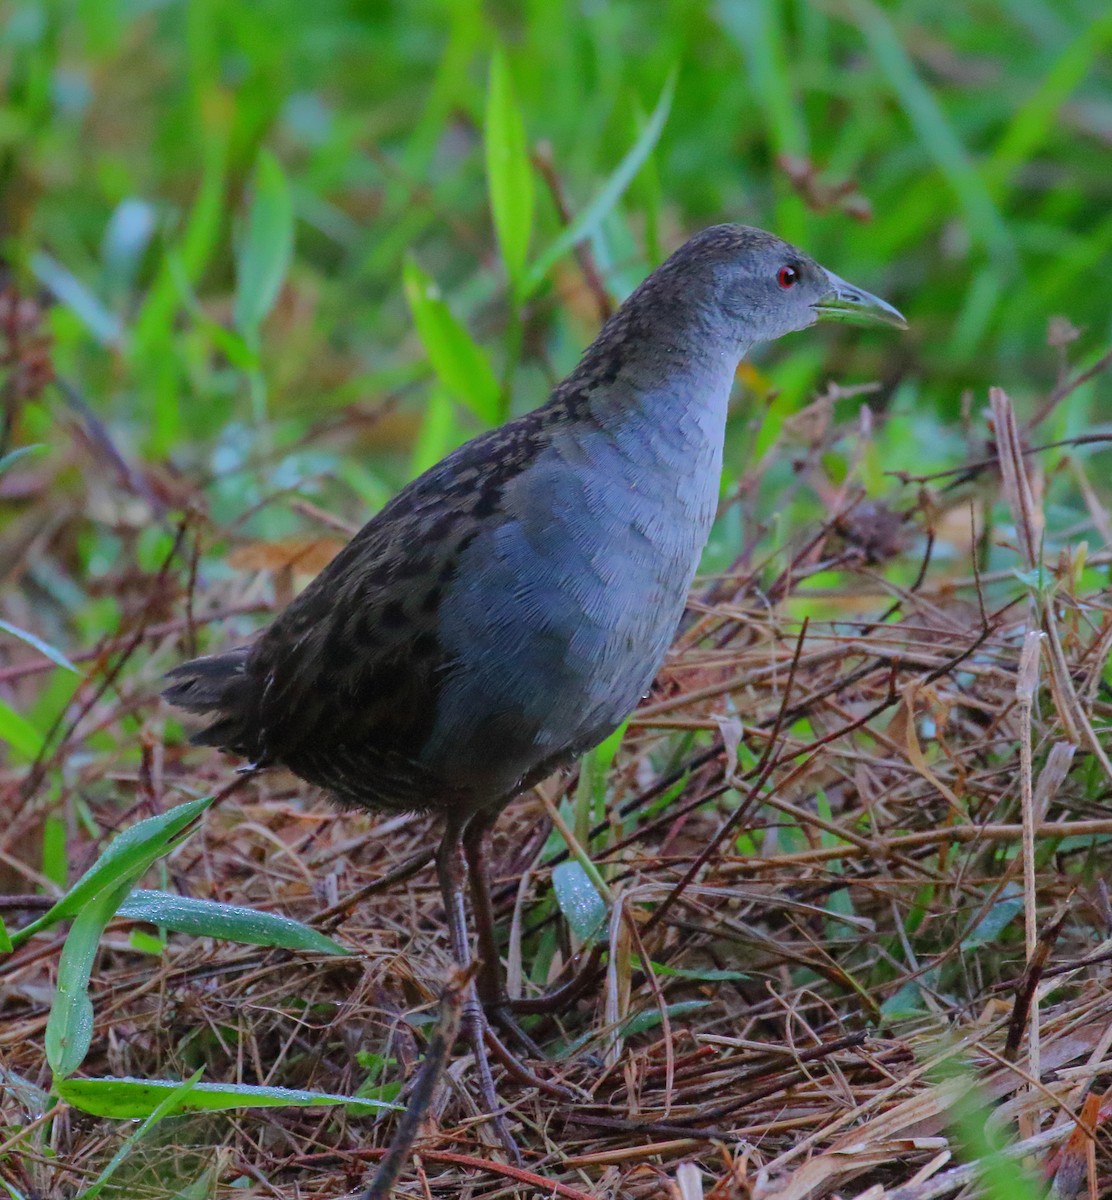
[814,270,907,330]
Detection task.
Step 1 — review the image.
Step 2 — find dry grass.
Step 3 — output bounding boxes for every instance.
[4,368,1112,1199]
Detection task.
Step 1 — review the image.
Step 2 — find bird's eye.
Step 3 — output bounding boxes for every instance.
[777,264,799,289]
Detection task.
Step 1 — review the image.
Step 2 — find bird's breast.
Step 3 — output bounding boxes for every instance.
[420,377,731,806]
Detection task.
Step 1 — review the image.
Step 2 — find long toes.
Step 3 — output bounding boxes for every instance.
[486,1003,548,1060]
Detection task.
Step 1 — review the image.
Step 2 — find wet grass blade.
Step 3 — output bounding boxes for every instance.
[46,879,134,1077]
[70,1071,204,1200]
[57,1074,398,1117]
[8,796,214,949]
[117,889,349,955]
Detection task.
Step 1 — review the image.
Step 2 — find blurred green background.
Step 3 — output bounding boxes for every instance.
[2,0,1111,674]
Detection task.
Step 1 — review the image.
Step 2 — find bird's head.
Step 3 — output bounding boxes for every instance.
[658,224,907,351]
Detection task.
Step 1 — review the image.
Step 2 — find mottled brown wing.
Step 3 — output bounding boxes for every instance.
[238,409,556,805]
[244,503,454,776]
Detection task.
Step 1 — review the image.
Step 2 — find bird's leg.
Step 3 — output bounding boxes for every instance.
[464,810,605,1023]
[462,811,548,1061]
[435,818,518,1161]
[461,809,504,1011]
[462,816,582,1098]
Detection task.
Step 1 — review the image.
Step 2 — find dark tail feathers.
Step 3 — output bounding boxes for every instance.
[163,646,256,755]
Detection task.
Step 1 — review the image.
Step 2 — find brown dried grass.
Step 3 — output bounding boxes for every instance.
[3,374,1112,1199]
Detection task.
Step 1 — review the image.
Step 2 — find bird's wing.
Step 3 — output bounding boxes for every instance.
[240,408,558,776]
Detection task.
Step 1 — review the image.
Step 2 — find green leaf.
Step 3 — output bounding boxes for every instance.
[31,251,124,347]
[651,963,749,983]
[933,1058,1044,1200]
[524,70,676,296]
[410,386,463,477]
[717,0,808,241]
[117,890,349,956]
[718,1,806,155]
[233,148,294,340]
[70,1071,204,1200]
[47,879,134,1077]
[575,719,626,846]
[128,928,165,955]
[41,815,66,888]
[485,45,533,296]
[961,892,1024,949]
[985,8,1112,198]
[56,1074,398,1117]
[10,795,214,949]
[0,699,45,760]
[0,618,79,673]
[354,1052,403,1104]
[621,999,710,1037]
[552,861,607,942]
[0,1067,49,1117]
[168,1168,217,1200]
[880,977,931,1020]
[402,256,500,424]
[131,126,228,456]
[0,916,10,954]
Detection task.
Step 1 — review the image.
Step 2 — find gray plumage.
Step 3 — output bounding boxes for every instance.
[164,224,904,818]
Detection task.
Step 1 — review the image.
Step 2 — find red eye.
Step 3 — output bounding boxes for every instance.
[778,265,799,289]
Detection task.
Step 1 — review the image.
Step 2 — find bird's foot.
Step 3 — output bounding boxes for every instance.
[486,1001,548,1059]
[503,944,605,1016]
[460,992,522,1163]
[484,1019,584,1101]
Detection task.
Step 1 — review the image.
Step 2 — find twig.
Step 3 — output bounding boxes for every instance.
[1014,628,1043,1087]
[532,143,614,323]
[312,847,436,931]
[1003,897,1073,1063]
[358,967,468,1200]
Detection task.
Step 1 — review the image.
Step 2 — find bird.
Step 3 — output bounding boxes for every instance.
[164,223,905,1142]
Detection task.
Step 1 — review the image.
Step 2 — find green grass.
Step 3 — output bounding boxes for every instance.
[1,0,1108,663]
[2,1,1112,1195]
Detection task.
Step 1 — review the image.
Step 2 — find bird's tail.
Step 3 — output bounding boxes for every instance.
[162,646,256,755]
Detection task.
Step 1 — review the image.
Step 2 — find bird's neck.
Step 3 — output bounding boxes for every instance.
[559,311,744,453]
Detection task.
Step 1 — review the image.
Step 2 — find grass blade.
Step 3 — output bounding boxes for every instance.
[0,445,45,476]
[117,889,349,955]
[524,70,676,297]
[402,256,500,424]
[986,7,1112,197]
[30,251,124,348]
[0,617,78,673]
[845,0,1013,266]
[9,795,214,949]
[552,861,608,943]
[71,1071,204,1200]
[57,1074,398,1117]
[0,699,45,760]
[233,148,294,341]
[46,879,134,1077]
[485,45,533,298]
